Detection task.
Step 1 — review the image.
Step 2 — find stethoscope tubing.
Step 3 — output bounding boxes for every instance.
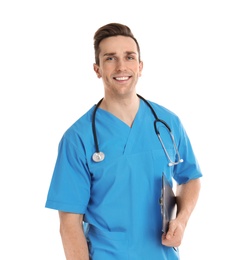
[91,94,183,166]
[92,97,103,154]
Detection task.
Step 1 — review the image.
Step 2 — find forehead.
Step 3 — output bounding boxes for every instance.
[99,35,138,55]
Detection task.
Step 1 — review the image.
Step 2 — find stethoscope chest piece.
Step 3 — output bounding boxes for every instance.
[92,152,105,162]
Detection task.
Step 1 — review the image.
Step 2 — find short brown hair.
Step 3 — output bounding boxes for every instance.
[93,23,141,65]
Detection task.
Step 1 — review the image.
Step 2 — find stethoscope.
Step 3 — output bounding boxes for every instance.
[92,94,183,167]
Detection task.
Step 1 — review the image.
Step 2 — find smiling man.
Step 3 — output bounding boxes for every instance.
[93,33,143,126]
[45,23,202,260]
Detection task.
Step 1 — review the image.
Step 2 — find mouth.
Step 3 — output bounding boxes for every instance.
[113,76,131,81]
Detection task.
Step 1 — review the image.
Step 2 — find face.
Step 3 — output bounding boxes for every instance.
[93,36,143,97]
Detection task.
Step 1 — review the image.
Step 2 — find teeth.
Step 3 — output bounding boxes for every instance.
[115,77,129,80]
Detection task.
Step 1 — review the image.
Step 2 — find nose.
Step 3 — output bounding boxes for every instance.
[116,59,127,71]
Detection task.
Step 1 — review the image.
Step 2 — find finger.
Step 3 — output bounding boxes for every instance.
[166,224,176,240]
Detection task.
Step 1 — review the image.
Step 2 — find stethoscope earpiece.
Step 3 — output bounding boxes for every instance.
[168,159,183,167]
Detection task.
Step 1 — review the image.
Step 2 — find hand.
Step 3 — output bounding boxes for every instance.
[161,218,185,248]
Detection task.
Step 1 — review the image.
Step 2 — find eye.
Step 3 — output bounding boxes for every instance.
[127,56,135,60]
[106,56,114,61]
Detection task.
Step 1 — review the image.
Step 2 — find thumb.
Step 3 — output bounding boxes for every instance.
[165,223,175,240]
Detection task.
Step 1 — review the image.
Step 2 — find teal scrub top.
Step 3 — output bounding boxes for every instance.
[45,98,202,260]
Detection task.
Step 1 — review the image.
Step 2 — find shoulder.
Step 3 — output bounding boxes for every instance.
[144,99,180,121]
[141,98,185,135]
[61,105,95,143]
[149,100,176,115]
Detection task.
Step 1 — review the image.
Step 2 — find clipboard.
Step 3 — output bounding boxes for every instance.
[159,173,177,233]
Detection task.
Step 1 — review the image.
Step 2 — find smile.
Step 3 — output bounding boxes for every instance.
[114,76,130,81]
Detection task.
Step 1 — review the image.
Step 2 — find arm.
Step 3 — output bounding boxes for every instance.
[59,211,89,260]
[162,178,201,247]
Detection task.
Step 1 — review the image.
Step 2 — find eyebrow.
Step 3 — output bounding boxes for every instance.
[103,51,137,57]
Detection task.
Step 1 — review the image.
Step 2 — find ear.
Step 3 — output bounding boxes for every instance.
[139,61,143,77]
[93,63,102,78]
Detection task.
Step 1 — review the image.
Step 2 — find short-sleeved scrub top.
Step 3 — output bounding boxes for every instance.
[45,98,202,260]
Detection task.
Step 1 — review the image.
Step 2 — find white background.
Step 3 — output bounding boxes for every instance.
[1,0,251,259]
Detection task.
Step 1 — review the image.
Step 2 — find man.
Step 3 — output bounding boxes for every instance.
[45,22,202,259]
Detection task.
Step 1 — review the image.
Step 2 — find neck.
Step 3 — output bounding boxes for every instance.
[99,94,140,127]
